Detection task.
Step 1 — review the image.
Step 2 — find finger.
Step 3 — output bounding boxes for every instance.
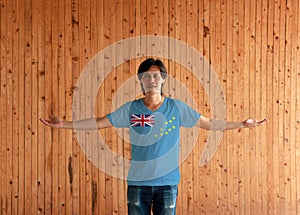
[258,119,264,124]
[39,118,47,123]
[258,119,268,124]
[40,118,51,126]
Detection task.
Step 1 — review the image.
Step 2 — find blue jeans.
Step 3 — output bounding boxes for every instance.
[127,185,178,215]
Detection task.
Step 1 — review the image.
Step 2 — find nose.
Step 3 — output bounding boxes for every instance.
[149,74,155,82]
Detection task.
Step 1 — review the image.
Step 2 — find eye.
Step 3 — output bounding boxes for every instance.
[153,73,160,79]
[143,74,151,79]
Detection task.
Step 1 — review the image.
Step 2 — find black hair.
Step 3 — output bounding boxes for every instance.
[137,58,167,95]
[137,58,167,80]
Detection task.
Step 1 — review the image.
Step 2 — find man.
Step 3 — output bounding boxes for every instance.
[40,58,267,215]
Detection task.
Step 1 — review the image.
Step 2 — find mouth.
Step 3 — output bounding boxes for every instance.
[144,85,161,93]
[147,85,157,88]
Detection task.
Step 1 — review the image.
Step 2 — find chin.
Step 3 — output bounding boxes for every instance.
[145,90,161,94]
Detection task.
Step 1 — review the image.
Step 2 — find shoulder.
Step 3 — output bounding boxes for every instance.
[161,97,187,108]
[169,98,187,107]
[118,98,143,110]
[121,98,141,106]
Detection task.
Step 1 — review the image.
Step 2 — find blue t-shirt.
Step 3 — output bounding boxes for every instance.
[107,97,201,186]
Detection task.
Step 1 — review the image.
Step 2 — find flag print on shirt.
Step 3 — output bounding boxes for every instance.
[130,114,155,127]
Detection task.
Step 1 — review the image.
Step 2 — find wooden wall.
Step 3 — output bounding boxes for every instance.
[1,0,300,214]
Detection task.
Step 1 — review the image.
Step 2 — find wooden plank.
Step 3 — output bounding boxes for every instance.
[111,0,118,214]
[239,0,246,212]
[97,59,107,213]
[168,1,184,210]
[213,1,223,213]
[0,1,8,214]
[214,0,227,213]
[225,0,235,213]
[145,0,155,56]
[187,0,199,214]
[11,0,21,213]
[77,0,87,214]
[44,0,53,213]
[255,0,263,213]
[283,0,293,213]
[231,0,241,213]
[145,0,155,55]
[272,0,281,213]
[167,0,176,101]
[103,0,113,213]
[207,0,218,214]
[256,1,268,214]
[36,0,46,213]
[248,0,258,214]
[126,0,138,211]
[31,0,39,214]
[90,4,97,215]
[197,0,211,213]
[119,0,131,213]
[95,0,106,214]
[173,0,183,213]
[24,0,33,214]
[58,0,67,213]
[277,0,287,213]
[7,0,14,212]
[217,0,229,213]
[296,0,300,213]
[50,0,60,214]
[89,0,100,214]
[63,0,74,214]
[5,0,14,214]
[179,0,191,213]
[114,0,123,209]
[235,0,245,213]
[83,0,93,214]
[266,0,275,214]
[0,0,3,208]
[260,0,269,213]
[195,0,207,214]
[242,0,252,213]
[70,0,80,214]
[139,0,146,59]
[290,1,299,214]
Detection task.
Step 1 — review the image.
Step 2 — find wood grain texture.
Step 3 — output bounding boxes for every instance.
[0,0,299,214]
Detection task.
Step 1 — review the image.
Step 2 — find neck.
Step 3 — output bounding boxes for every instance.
[143,92,164,110]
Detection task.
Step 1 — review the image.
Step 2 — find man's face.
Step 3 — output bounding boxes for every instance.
[140,65,165,94]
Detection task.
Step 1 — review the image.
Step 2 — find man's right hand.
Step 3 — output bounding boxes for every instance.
[39,116,66,129]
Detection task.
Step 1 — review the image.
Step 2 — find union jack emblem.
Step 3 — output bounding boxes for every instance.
[130,114,155,127]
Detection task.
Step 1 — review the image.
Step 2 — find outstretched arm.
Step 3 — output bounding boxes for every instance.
[39,115,112,130]
[195,115,268,130]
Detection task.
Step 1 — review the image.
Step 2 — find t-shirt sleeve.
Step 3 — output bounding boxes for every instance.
[174,99,201,128]
[107,102,131,128]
